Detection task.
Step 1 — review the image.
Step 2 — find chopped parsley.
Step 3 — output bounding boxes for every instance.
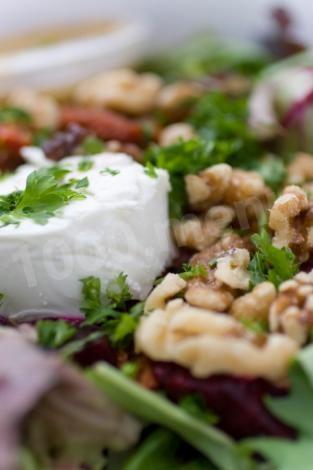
[144,162,158,179]
[36,320,77,349]
[179,394,218,425]
[179,263,208,280]
[145,138,225,218]
[100,167,120,176]
[0,106,32,125]
[0,166,86,226]
[82,136,105,155]
[248,229,298,288]
[80,274,143,346]
[74,176,89,189]
[78,159,94,172]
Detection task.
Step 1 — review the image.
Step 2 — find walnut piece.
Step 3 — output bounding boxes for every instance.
[159,123,195,147]
[231,282,276,321]
[73,69,163,115]
[7,88,60,129]
[157,82,201,111]
[185,278,234,312]
[287,153,313,185]
[215,248,251,290]
[144,273,186,313]
[190,232,251,266]
[136,299,298,381]
[269,185,308,249]
[173,206,234,251]
[270,271,313,345]
[186,164,272,224]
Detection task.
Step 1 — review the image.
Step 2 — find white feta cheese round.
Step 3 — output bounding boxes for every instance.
[0,152,175,316]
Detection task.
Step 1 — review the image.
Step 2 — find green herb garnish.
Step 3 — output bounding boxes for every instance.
[144,162,158,179]
[0,106,32,125]
[179,263,208,280]
[100,167,120,176]
[37,320,77,349]
[82,136,105,155]
[80,274,142,346]
[78,159,94,172]
[0,166,86,226]
[248,229,298,288]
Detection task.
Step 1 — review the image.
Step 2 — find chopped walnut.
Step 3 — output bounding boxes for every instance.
[215,248,251,290]
[157,82,202,111]
[135,299,298,381]
[159,123,195,147]
[190,232,252,266]
[231,282,276,321]
[185,274,234,312]
[144,273,186,313]
[73,69,163,115]
[270,271,313,345]
[105,140,143,162]
[269,185,308,249]
[172,206,235,251]
[7,88,60,128]
[186,164,272,224]
[287,153,313,185]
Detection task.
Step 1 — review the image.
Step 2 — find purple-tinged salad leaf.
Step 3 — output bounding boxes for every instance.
[0,327,140,469]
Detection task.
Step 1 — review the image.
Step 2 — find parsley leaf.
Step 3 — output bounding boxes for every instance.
[0,106,32,124]
[78,159,94,172]
[82,136,105,155]
[145,138,225,218]
[74,176,89,189]
[249,156,287,192]
[80,274,142,346]
[144,162,158,179]
[100,167,120,176]
[248,229,298,288]
[179,395,218,425]
[0,166,86,226]
[189,92,262,168]
[37,320,77,349]
[179,263,208,280]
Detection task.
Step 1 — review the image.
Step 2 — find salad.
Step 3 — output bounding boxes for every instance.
[2,8,313,470]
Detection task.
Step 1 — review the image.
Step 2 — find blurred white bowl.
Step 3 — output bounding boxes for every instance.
[0,20,148,93]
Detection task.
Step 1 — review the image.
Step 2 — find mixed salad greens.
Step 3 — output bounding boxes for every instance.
[2,8,313,470]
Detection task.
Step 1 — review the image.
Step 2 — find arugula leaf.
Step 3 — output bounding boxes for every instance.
[0,106,32,124]
[80,275,142,346]
[248,229,298,288]
[179,263,208,281]
[88,363,252,470]
[78,159,94,172]
[82,136,105,155]
[245,345,313,470]
[36,320,77,349]
[0,166,86,226]
[124,428,216,470]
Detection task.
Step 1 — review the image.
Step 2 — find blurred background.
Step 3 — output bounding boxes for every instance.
[0,0,311,93]
[0,0,312,49]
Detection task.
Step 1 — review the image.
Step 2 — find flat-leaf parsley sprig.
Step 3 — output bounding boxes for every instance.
[0,166,86,226]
